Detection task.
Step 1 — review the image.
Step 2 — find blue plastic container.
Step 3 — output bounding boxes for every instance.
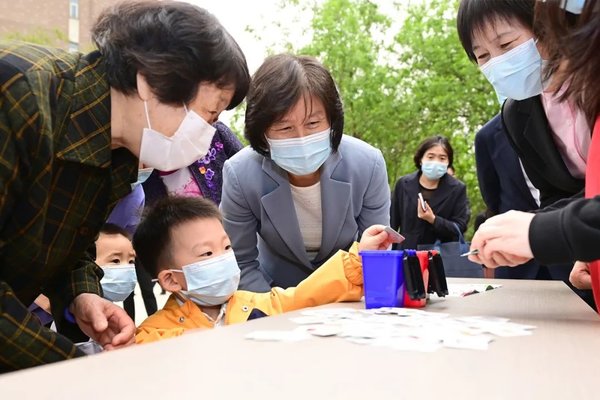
[359,250,405,309]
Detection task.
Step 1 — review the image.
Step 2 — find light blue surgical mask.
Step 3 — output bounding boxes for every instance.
[480,38,543,103]
[173,251,240,307]
[100,264,137,302]
[267,128,332,176]
[421,161,448,180]
[560,0,585,14]
[131,167,154,190]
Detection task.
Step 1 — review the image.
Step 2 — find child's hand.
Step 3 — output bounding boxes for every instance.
[359,225,394,251]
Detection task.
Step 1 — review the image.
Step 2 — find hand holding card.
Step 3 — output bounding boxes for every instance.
[359,225,404,251]
[384,226,405,244]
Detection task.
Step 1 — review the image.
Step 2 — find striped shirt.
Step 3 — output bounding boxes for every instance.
[0,42,137,372]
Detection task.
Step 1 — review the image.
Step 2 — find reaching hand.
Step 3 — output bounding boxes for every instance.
[468,210,534,268]
[570,261,592,290]
[71,293,136,350]
[359,225,395,251]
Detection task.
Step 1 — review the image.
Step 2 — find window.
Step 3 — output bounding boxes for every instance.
[69,0,79,19]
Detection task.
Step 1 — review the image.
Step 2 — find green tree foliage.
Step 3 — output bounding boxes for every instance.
[391,0,498,226]
[270,0,499,234]
[240,0,499,235]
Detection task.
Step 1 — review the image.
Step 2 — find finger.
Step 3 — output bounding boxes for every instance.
[490,251,513,267]
[505,255,531,266]
[85,302,109,333]
[470,229,486,251]
[364,224,386,236]
[380,238,394,250]
[108,312,135,347]
[478,243,502,268]
[484,237,532,264]
[468,254,485,265]
[479,241,497,265]
[473,222,505,245]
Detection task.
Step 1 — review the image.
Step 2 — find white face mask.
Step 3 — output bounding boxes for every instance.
[139,102,216,172]
[100,264,137,302]
[172,251,240,307]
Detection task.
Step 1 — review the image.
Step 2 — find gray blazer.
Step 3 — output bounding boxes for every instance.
[221,135,390,292]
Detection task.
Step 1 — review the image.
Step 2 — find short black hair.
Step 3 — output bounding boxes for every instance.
[132,196,222,277]
[99,223,131,240]
[413,135,454,170]
[92,1,250,108]
[457,0,535,62]
[244,54,344,157]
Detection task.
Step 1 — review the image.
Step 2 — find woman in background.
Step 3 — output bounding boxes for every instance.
[391,135,470,250]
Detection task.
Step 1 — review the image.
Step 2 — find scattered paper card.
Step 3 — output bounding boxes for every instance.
[244,307,536,353]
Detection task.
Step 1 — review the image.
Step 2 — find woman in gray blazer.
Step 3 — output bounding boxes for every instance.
[221,54,390,292]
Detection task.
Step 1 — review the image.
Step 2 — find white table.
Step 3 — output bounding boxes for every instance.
[2,279,599,399]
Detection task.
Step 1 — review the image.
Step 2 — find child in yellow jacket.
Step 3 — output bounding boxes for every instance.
[132,196,394,343]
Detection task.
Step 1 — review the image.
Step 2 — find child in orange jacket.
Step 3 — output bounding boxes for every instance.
[133,196,394,343]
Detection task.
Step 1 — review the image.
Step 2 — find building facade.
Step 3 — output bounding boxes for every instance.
[0,0,126,51]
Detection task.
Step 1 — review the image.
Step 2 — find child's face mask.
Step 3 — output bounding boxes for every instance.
[171,251,240,306]
[100,264,137,302]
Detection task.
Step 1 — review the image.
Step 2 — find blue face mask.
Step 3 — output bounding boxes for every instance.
[174,251,241,307]
[267,129,332,176]
[131,168,154,190]
[421,161,448,180]
[561,0,585,14]
[100,264,137,302]
[480,38,543,103]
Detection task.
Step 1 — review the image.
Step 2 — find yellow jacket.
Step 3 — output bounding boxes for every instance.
[136,243,363,343]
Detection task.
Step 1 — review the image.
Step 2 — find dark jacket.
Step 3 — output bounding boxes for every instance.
[475,114,542,279]
[390,172,470,250]
[531,195,600,264]
[502,96,584,207]
[475,114,539,214]
[143,121,243,206]
[0,44,138,370]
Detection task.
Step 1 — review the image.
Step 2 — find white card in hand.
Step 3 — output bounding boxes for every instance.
[384,226,405,244]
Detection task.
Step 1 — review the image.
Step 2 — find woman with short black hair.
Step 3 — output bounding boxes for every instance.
[221,54,390,292]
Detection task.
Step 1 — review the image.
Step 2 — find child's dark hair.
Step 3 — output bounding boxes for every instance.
[99,223,131,240]
[133,196,223,277]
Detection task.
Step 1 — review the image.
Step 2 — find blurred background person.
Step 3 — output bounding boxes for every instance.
[391,135,470,250]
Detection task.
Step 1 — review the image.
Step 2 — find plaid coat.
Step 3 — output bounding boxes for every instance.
[0,42,137,372]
